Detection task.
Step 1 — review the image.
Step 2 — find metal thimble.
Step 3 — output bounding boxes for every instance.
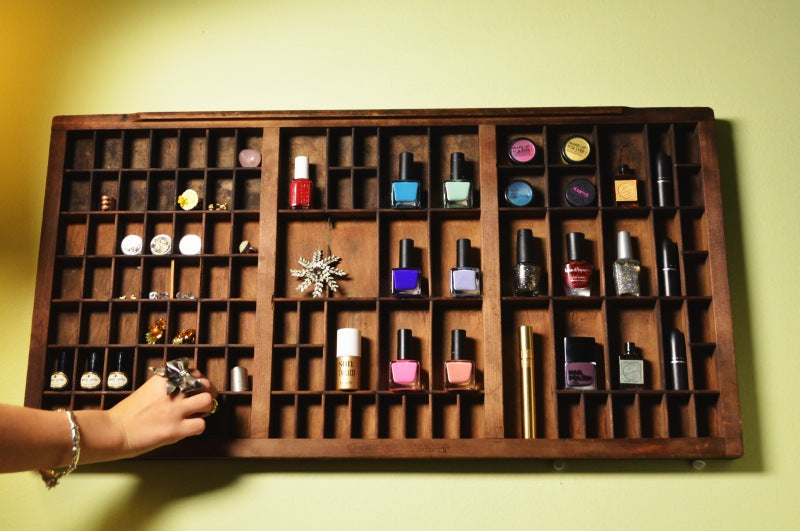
[230,366,250,392]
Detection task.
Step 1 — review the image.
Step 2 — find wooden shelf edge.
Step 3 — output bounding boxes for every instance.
[141,436,736,460]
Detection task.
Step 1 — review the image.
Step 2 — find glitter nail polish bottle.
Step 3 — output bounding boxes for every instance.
[513,228,543,296]
[613,230,641,296]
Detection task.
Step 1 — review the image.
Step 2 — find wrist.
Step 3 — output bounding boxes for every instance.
[72,409,127,464]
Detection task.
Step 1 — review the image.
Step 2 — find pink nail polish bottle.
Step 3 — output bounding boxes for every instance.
[444,329,477,391]
[389,329,422,391]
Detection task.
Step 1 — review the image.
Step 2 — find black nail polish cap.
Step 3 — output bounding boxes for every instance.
[450,152,466,180]
[399,238,415,268]
[566,232,585,262]
[564,336,595,363]
[86,351,101,373]
[57,350,71,374]
[451,329,467,360]
[399,152,414,181]
[661,238,678,268]
[517,228,534,264]
[113,351,128,373]
[397,328,414,360]
[456,238,472,268]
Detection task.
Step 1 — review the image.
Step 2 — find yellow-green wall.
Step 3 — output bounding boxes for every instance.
[1,1,797,529]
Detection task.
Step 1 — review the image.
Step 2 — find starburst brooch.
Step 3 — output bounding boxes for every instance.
[290,249,347,298]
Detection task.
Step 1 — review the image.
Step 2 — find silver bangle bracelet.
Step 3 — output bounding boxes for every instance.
[39,409,81,489]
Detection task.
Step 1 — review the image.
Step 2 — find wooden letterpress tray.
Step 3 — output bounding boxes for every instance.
[24,107,742,459]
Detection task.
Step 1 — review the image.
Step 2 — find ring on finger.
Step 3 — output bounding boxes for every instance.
[209,398,218,415]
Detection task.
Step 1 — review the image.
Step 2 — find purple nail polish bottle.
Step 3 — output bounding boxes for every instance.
[391,238,422,297]
[564,336,597,390]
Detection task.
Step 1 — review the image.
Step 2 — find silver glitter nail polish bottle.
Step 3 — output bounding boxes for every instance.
[613,230,641,296]
[513,228,543,296]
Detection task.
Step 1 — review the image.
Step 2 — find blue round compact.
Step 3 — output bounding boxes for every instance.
[505,180,535,207]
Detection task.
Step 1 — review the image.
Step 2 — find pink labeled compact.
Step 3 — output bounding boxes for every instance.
[508,137,537,164]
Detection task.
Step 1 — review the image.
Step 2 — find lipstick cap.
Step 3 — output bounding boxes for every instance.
[566,232,585,262]
[450,152,466,180]
[517,229,534,264]
[451,329,467,360]
[336,328,361,358]
[617,231,634,260]
[661,238,678,268]
[398,238,415,269]
[399,152,414,181]
[294,156,309,180]
[519,325,534,359]
[656,152,672,181]
[456,238,472,268]
[669,329,687,362]
[396,329,414,360]
[564,336,595,363]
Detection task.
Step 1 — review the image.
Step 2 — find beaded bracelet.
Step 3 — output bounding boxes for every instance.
[39,410,81,489]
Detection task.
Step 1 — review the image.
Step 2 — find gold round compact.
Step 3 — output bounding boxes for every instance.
[561,136,592,164]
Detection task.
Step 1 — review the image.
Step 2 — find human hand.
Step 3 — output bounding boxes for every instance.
[74,370,218,464]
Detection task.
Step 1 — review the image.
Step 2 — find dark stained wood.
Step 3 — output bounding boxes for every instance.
[26,108,741,459]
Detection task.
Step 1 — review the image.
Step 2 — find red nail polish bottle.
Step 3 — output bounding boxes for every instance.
[563,232,592,296]
[289,155,313,209]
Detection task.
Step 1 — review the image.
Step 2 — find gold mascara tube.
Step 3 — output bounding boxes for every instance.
[519,325,535,439]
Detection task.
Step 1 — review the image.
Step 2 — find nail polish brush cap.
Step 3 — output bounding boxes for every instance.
[566,232,585,261]
[617,231,634,260]
[451,329,468,360]
[294,156,309,180]
[57,350,70,374]
[517,229,534,264]
[564,336,595,363]
[656,152,672,182]
[396,328,414,360]
[624,342,637,355]
[398,238,415,268]
[112,351,127,372]
[86,351,101,373]
[336,328,361,358]
[450,152,466,180]
[669,329,687,362]
[456,238,472,268]
[399,152,414,181]
[661,238,678,268]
